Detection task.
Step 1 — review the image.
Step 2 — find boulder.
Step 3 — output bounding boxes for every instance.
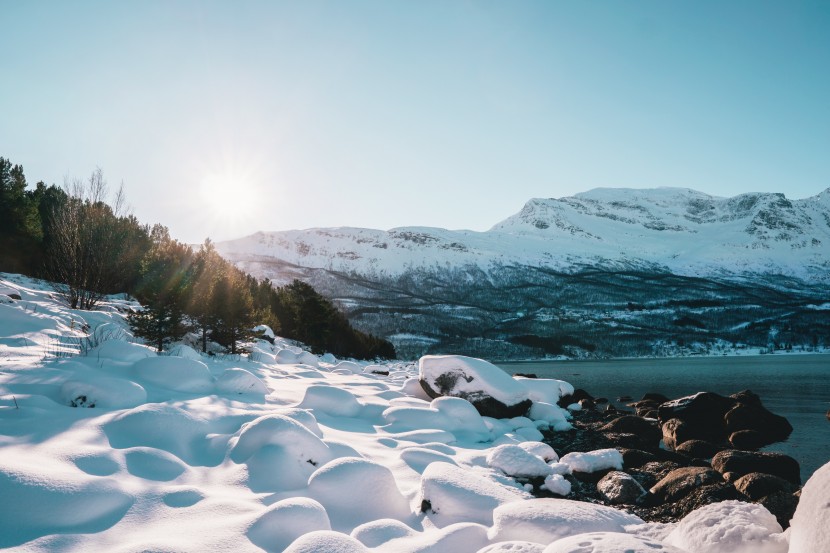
[618,449,658,469]
[600,416,661,449]
[711,450,801,486]
[657,392,737,443]
[733,472,797,501]
[641,392,669,404]
[649,466,723,503]
[628,461,682,491]
[724,401,793,446]
[596,471,647,505]
[728,429,767,450]
[418,355,532,418]
[661,418,695,450]
[674,439,725,459]
[759,490,799,529]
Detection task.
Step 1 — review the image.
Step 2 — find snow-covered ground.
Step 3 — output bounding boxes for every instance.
[1,273,827,552]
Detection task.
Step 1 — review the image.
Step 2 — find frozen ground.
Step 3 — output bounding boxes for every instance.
[0,273,826,552]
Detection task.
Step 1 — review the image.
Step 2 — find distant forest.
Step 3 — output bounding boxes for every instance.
[0,156,395,360]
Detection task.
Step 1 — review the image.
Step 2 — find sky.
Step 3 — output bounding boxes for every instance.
[2,1,829,244]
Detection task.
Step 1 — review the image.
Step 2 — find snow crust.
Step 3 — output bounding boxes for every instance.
[0,273,821,553]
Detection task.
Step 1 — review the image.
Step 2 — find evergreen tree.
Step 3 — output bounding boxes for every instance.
[187,239,222,352]
[211,267,256,354]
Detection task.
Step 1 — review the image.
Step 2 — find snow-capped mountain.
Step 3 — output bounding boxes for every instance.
[217,188,830,359]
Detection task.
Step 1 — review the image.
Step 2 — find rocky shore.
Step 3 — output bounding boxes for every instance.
[534,388,801,527]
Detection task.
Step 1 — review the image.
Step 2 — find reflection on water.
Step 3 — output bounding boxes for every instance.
[499,354,830,481]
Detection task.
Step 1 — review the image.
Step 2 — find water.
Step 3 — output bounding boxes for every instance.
[499,354,830,482]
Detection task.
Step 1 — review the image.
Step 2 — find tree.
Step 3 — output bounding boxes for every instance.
[210,267,256,354]
[187,239,222,352]
[128,225,193,351]
[45,169,140,309]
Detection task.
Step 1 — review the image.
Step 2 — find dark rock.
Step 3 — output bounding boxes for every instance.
[616,395,633,402]
[641,392,669,404]
[650,482,747,520]
[572,389,594,402]
[758,490,799,529]
[629,461,682,491]
[733,472,797,501]
[578,398,596,411]
[594,397,608,405]
[724,402,793,447]
[674,439,725,459]
[513,372,537,378]
[661,418,695,450]
[8,293,22,300]
[571,467,614,483]
[650,466,723,503]
[619,448,658,469]
[640,409,658,419]
[730,389,763,407]
[601,416,662,448]
[658,392,737,444]
[604,404,617,414]
[711,450,801,486]
[728,429,767,450]
[597,471,647,505]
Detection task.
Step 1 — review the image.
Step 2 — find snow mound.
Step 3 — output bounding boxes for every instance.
[284,530,369,553]
[0,465,134,548]
[124,447,187,481]
[299,385,363,417]
[542,474,571,496]
[515,377,574,404]
[401,377,432,400]
[229,414,331,465]
[487,444,555,478]
[431,396,491,436]
[104,404,209,465]
[332,360,363,374]
[167,343,202,360]
[60,376,147,408]
[419,355,531,409]
[132,356,214,393]
[543,531,687,553]
[247,497,331,552]
[419,462,527,527]
[88,339,155,363]
[488,498,643,544]
[560,449,623,473]
[216,367,268,395]
[527,402,573,431]
[664,500,786,553]
[382,522,490,553]
[307,457,412,531]
[789,459,830,553]
[477,542,546,553]
[400,447,458,473]
[350,518,417,547]
[275,348,319,366]
[518,442,558,462]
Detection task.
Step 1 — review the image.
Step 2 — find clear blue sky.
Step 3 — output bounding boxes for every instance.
[2,1,829,243]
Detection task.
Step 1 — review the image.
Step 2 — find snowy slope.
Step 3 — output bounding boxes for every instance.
[0,273,813,552]
[217,188,830,283]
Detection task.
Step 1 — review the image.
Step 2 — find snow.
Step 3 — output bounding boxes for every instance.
[419,355,531,407]
[559,448,624,473]
[0,273,825,552]
[663,500,786,553]
[783,460,830,553]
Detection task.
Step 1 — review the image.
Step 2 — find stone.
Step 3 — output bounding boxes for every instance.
[711,450,801,486]
[649,466,723,503]
[597,471,647,505]
[601,416,662,447]
[641,392,669,404]
[728,429,767,450]
[674,439,725,459]
[724,402,793,446]
[578,398,596,411]
[733,472,797,501]
[661,418,694,450]
[759,490,799,529]
[618,448,658,469]
[657,392,737,444]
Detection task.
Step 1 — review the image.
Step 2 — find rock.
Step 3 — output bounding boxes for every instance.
[600,416,662,448]
[628,461,682,491]
[597,471,647,505]
[711,450,801,486]
[618,449,657,469]
[724,401,793,447]
[733,472,797,501]
[664,482,746,520]
[513,372,537,378]
[578,398,596,411]
[649,466,723,503]
[594,397,608,405]
[759,490,799,529]
[418,355,532,418]
[728,429,767,450]
[641,392,669,404]
[674,439,725,459]
[557,388,594,408]
[616,395,633,402]
[658,392,737,443]
[661,418,694,450]
[729,389,763,407]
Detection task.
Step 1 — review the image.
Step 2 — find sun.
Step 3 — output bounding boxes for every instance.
[198,173,254,222]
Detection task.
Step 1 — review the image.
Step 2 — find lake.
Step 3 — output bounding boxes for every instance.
[499,354,830,482]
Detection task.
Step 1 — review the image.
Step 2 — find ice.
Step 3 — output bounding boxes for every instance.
[664,500,786,553]
[789,460,830,553]
[560,449,623,473]
[488,498,643,544]
[247,497,331,552]
[132,356,214,393]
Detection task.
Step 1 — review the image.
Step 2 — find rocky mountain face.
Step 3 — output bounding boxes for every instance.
[216,188,830,359]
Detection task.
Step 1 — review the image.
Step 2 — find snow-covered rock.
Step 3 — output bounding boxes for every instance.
[298,385,363,417]
[487,444,555,478]
[216,367,269,395]
[247,498,331,552]
[560,449,624,474]
[784,460,830,553]
[132,356,214,393]
[60,376,147,409]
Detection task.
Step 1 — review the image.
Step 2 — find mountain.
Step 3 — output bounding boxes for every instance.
[216,188,830,359]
